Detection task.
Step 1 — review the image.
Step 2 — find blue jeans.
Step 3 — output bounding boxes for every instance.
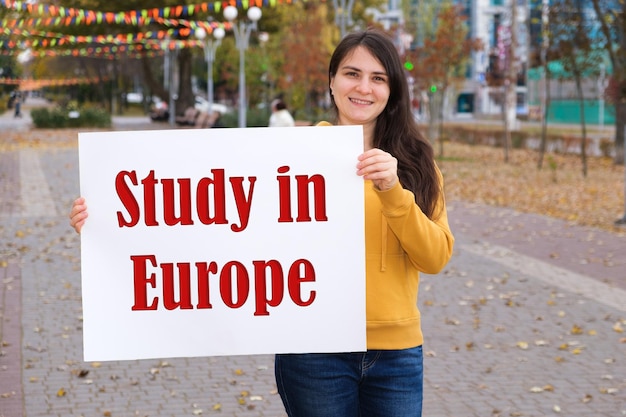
[275,346,423,417]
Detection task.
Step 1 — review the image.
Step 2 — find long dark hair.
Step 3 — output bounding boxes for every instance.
[328,28,442,219]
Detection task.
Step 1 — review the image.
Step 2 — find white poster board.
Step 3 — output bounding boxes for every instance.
[78,126,366,361]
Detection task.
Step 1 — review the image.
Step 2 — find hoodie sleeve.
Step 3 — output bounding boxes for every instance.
[373,167,454,274]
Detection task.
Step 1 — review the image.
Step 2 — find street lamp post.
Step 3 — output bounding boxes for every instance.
[223,5,262,128]
[332,0,355,38]
[258,31,270,118]
[196,26,225,114]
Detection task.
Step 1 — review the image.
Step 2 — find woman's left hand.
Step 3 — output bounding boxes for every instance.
[357,148,398,191]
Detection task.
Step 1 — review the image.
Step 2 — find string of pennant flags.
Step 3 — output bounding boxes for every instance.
[0,23,226,49]
[0,0,296,89]
[0,0,293,22]
[0,39,199,55]
[4,16,230,31]
[0,76,108,90]
[0,45,166,60]
[0,0,291,54]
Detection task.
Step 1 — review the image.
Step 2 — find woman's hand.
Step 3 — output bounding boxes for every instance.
[69,197,88,234]
[357,148,398,191]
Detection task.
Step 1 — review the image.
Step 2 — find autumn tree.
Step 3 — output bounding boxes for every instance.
[591,0,626,166]
[408,3,482,156]
[548,0,602,177]
[274,1,332,120]
[0,6,21,96]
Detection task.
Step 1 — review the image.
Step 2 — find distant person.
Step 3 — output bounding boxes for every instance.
[268,99,295,127]
[13,92,22,118]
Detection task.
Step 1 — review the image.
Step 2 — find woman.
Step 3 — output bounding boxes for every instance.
[269,98,296,127]
[69,27,454,417]
[273,29,454,417]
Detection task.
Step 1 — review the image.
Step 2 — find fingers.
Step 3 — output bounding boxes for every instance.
[357,149,398,191]
[69,197,88,234]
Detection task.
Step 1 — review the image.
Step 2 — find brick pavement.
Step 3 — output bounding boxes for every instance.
[1,108,625,416]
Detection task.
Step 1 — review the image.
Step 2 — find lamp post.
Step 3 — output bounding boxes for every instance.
[196,26,225,114]
[258,31,270,118]
[223,5,262,128]
[161,37,179,126]
[332,0,355,38]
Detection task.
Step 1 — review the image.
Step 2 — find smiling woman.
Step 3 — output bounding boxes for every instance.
[274,28,455,417]
[329,46,390,137]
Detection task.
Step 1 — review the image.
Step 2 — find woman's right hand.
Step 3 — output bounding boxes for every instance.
[69,197,88,234]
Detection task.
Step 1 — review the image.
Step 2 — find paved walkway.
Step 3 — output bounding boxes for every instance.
[0,104,625,417]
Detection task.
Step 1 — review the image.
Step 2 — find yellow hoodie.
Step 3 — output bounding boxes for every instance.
[365,177,454,349]
[319,121,455,349]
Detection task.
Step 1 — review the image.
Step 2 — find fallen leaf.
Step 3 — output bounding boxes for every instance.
[570,324,584,335]
[599,387,619,395]
[516,341,529,350]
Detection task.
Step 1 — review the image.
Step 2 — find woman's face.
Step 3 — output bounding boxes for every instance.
[330,46,390,128]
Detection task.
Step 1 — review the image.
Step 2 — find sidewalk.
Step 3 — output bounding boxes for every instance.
[0,118,624,417]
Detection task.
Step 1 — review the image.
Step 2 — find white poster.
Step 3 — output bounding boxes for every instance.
[78,126,366,361]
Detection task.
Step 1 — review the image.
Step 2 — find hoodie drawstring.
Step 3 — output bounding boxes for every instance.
[380,213,387,272]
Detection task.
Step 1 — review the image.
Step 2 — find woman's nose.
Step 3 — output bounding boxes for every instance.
[355,78,372,93]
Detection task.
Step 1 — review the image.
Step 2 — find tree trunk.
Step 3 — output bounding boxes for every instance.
[615,101,626,165]
[437,88,446,157]
[177,48,194,115]
[503,0,518,163]
[427,92,439,145]
[575,73,588,177]
[537,64,550,170]
[503,84,511,163]
[141,56,168,103]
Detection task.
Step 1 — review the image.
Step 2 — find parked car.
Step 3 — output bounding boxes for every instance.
[126,92,143,104]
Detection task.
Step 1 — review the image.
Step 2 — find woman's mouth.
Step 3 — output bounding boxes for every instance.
[349,98,372,105]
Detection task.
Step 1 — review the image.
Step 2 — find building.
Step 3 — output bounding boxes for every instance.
[372,0,614,124]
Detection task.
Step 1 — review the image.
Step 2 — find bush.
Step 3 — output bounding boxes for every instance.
[31,105,111,128]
